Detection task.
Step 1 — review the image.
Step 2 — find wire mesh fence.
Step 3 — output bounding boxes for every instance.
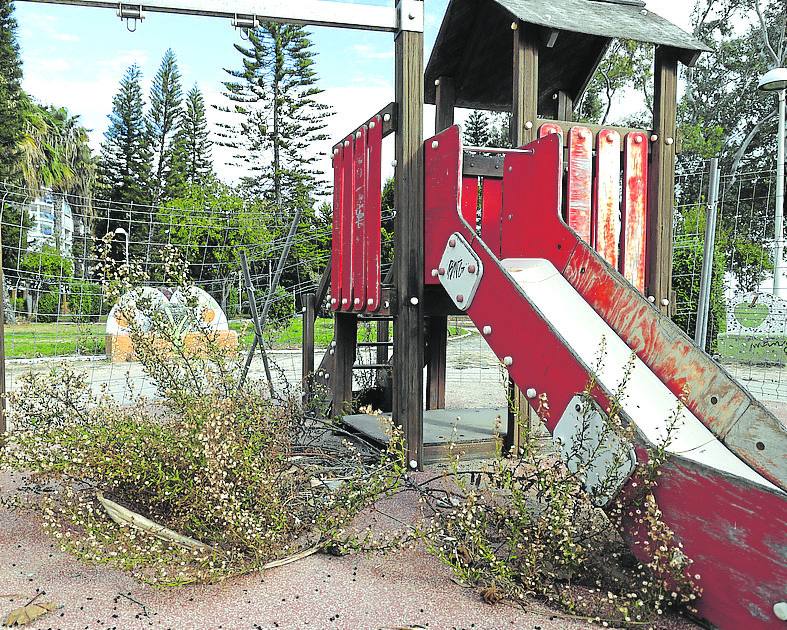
[673,160,787,404]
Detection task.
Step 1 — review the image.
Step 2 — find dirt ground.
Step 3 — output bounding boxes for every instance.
[0,468,704,630]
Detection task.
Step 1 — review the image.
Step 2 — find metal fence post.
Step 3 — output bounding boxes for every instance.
[694,158,721,350]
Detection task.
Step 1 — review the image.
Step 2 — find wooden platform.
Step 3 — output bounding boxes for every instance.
[343,407,507,463]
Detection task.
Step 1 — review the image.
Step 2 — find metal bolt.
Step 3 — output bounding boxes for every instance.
[333,148,339,156]
[409,459,418,469]
[410,297,419,305]
[665,137,674,146]
[650,134,658,142]
[467,264,477,274]
[507,213,513,220]
[456,294,464,303]
[354,297,360,305]
[384,300,390,308]
[640,8,648,15]
[356,130,362,139]
[342,298,348,305]
[384,113,391,122]
[552,93,558,100]
[525,121,533,129]
[391,159,397,168]
[482,325,492,335]
[431,268,439,277]
[367,298,374,305]
[449,238,456,247]
[634,135,643,144]
[510,21,518,30]
[331,340,336,348]
[606,134,614,143]
[325,373,330,380]
[774,602,787,621]
[503,356,513,366]
[648,295,656,303]
[526,387,537,399]
[330,298,337,305]
[369,120,376,129]
[661,298,670,307]
[438,267,445,276]
[344,140,350,147]
[434,78,440,86]
[329,348,335,355]
[431,140,439,149]
[301,307,306,313]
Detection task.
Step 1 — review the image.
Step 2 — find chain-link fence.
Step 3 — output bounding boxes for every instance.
[673,160,786,404]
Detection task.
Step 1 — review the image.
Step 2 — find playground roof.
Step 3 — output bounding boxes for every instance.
[425,0,712,113]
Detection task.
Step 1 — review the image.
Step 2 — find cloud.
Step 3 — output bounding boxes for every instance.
[349,44,394,61]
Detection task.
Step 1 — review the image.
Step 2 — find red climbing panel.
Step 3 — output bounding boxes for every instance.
[351,127,368,312]
[593,129,621,267]
[481,178,503,257]
[538,122,563,143]
[340,135,355,310]
[566,126,593,243]
[621,131,648,291]
[330,144,345,311]
[365,116,383,311]
[461,177,479,231]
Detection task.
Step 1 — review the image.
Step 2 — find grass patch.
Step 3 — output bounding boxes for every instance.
[717,333,787,366]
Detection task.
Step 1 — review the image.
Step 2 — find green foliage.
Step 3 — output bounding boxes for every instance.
[68,280,107,319]
[98,64,152,208]
[21,245,74,280]
[158,181,271,283]
[35,287,62,323]
[169,84,213,198]
[463,110,490,146]
[0,0,24,182]
[671,205,727,349]
[148,49,183,204]
[218,23,331,204]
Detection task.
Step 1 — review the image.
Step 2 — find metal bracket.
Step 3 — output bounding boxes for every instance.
[437,232,483,311]
[552,394,637,507]
[397,0,424,33]
[117,3,143,30]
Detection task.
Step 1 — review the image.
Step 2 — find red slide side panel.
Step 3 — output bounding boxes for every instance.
[481,178,503,257]
[340,135,355,311]
[365,116,382,311]
[424,126,463,285]
[351,127,367,312]
[330,144,344,311]
[566,126,593,243]
[621,132,648,291]
[593,129,622,267]
[461,177,478,231]
[500,134,566,261]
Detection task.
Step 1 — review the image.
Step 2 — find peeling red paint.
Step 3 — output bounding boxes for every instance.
[593,129,622,267]
[621,132,648,291]
[567,126,593,243]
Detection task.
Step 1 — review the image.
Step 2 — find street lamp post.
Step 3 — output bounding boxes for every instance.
[758,67,787,297]
[114,227,130,265]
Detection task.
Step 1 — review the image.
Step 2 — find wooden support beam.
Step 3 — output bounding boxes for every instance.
[333,313,357,417]
[555,90,573,122]
[511,21,539,147]
[647,46,679,315]
[302,293,316,402]
[426,316,447,410]
[434,76,456,133]
[393,15,425,469]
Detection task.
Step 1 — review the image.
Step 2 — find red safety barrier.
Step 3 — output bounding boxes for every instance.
[566,126,593,243]
[621,131,648,291]
[594,128,622,268]
[330,114,384,313]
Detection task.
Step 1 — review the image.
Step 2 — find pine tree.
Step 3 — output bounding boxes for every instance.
[98,65,152,247]
[148,49,183,204]
[463,110,490,147]
[169,84,213,197]
[0,0,24,182]
[218,23,331,209]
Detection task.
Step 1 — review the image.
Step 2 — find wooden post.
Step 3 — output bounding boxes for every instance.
[0,229,5,438]
[648,46,679,315]
[302,293,315,402]
[393,6,425,468]
[511,21,539,147]
[556,90,573,121]
[425,75,454,411]
[332,312,357,417]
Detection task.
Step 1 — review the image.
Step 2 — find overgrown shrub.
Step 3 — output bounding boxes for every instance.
[34,286,63,322]
[1,242,405,585]
[68,280,106,320]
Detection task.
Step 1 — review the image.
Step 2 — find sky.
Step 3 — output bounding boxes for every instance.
[12,0,694,184]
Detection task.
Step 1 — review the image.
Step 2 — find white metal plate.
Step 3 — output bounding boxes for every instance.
[437,232,483,311]
[552,394,637,507]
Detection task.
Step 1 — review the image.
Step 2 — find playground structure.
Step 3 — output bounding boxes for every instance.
[3,0,785,628]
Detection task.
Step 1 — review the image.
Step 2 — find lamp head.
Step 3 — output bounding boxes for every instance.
[758,67,787,92]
